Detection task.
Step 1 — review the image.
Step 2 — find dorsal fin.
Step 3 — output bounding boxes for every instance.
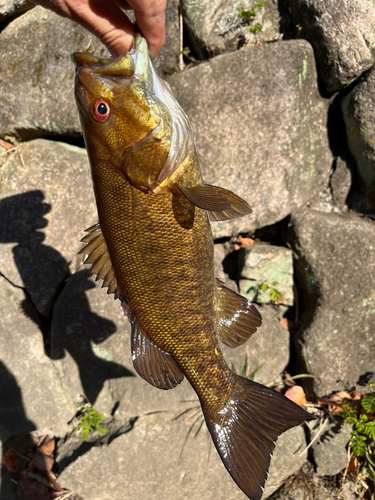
[207,185,252,221]
[131,317,184,390]
[79,223,120,300]
[216,279,262,348]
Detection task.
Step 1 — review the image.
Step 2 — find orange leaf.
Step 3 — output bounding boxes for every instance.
[2,448,19,473]
[285,386,307,406]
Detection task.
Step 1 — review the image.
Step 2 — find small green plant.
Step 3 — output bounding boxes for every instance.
[238,2,267,33]
[74,403,107,441]
[341,382,375,497]
[258,280,284,304]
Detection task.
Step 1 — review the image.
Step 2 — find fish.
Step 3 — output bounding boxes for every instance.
[73,33,313,500]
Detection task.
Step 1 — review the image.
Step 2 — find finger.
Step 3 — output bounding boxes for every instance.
[116,0,166,59]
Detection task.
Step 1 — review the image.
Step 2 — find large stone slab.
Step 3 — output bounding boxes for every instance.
[58,410,307,500]
[342,67,375,214]
[168,40,333,238]
[0,276,74,435]
[182,0,280,59]
[0,139,96,315]
[51,268,290,416]
[291,209,375,397]
[0,7,109,140]
[286,0,375,92]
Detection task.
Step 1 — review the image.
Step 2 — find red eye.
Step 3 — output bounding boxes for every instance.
[92,99,110,122]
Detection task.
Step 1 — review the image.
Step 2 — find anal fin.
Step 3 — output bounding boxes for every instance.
[79,223,120,300]
[216,279,261,348]
[131,317,184,390]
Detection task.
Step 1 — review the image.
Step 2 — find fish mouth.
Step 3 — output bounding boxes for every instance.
[72,33,151,83]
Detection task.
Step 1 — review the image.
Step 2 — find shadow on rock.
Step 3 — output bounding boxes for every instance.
[0,190,68,317]
[51,269,134,405]
[0,361,36,500]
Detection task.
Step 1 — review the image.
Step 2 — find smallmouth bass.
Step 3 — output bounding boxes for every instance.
[73,34,312,500]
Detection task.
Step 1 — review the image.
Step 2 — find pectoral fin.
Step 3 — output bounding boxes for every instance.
[131,318,184,390]
[177,184,252,220]
[216,279,262,348]
[207,185,252,221]
[177,185,231,211]
[79,223,120,299]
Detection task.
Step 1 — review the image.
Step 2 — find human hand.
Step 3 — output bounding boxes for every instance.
[30,0,166,59]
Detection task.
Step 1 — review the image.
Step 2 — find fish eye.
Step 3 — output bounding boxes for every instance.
[92,99,110,122]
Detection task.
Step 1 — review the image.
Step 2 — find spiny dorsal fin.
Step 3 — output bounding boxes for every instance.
[207,185,252,221]
[131,317,184,390]
[79,223,120,300]
[177,184,231,212]
[216,279,262,348]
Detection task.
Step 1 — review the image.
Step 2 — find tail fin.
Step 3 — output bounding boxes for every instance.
[202,377,314,500]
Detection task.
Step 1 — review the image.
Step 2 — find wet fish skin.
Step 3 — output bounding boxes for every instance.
[73,34,314,500]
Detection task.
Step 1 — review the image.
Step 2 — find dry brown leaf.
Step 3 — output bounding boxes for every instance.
[233,237,254,250]
[2,448,19,473]
[285,385,307,407]
[0,138,13,151]
[348,455,359,479]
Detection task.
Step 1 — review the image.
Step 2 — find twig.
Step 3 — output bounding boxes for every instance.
[179,1,184,71]
[299,415,329,457]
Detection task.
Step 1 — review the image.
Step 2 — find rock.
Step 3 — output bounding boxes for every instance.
[58,411,307,500]
[0,7,109,140]
[329,157,351,212]
[238,243,294,306]
[286,0,375,92]
[168,40,333,238]
[0,139,96,315]
[51,268,290,414]
[310,417,352,476]
[182,0,280,59]
[0,0,33,23]
[290,209,375,398]
[342,68,375,214]
[0,276,74,435]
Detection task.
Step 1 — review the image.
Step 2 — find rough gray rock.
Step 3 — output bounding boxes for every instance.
[329,157,351,212]
[169,40,333,238]
[0,7,110,140]
[0,276,74,435]
[286,0,375,92]
[0,0,33,23]
[311,417,352,476]
[0,139,96,315]
[291,209,375,398]
[342,67,375,214]
[58,410,307,500]
[182,0,280,59]
[51,268,290,415]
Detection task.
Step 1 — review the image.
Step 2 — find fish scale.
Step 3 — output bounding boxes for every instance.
[74,33,314,500]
